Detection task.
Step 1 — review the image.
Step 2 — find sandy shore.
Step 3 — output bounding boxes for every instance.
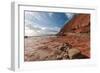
[24,33,90,61]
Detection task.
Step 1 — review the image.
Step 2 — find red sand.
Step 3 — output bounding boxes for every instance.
[24,33,90,61]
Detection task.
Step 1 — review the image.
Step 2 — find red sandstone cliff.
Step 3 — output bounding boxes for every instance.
[58,14,90,35]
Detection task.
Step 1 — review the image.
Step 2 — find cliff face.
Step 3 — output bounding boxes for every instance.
[58,14,90,35]
[56,14,90,57]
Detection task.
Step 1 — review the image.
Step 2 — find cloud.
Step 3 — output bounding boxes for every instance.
[25,15,60,36]
[48,12,53,17]
[25,26,38,36]
[65,13,74,19]
[44,27,60,32]
[24,11,71,36]
[25,24,59,36]
[25,11,42,23]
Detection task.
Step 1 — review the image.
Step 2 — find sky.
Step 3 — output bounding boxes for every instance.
[25,11,74,36]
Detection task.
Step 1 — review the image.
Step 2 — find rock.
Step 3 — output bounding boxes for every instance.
[72,53,89,59]
[24,36,28,38]
[58,14,90,36]
[68,48,81,59]
[55,14,90,59]
[56,55,63,60]
[58,43,72,52]
[63,53,69,59]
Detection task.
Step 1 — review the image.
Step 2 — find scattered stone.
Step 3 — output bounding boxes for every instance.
[59,43,72,52]
[72,52,89,59]
[52,43,88,60]
[53,43,72,60]
[24,36,28,38]
[68,48,81,59]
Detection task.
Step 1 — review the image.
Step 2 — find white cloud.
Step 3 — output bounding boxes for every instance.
[25,19,33,27]
[48,12,53,17]
[25,26,38,36]
[65,13,74,19]
[45,27,60,32]
[24,11,62,36]
[25,25,59,36]
[25,11,42,22]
